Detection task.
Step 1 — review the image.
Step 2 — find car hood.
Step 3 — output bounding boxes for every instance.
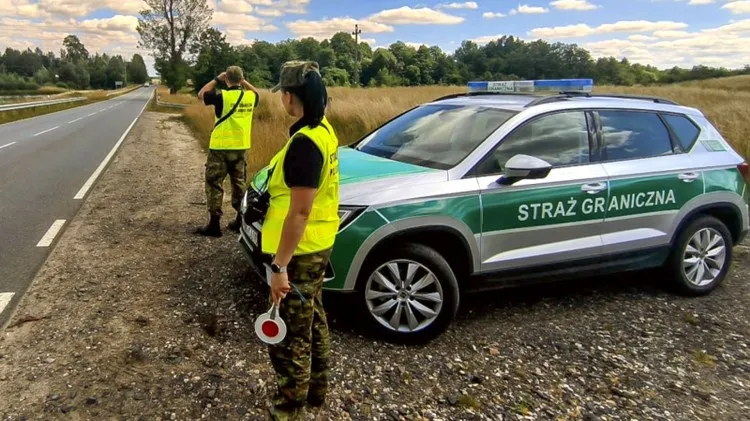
[249,147,447,205]
[337,147,445,203]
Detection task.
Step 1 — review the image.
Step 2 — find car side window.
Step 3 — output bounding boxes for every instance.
[599,110,673,161]
[661,113,700,151]
[472,111,590,176]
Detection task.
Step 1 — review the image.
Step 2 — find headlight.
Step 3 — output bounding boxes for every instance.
[240,191,248,214]
[338,206,365,231]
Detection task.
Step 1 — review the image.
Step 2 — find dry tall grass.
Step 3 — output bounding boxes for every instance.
[180,81,749,173]
[184,85,465,172]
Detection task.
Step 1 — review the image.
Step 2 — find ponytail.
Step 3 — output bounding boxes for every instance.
[286,70,328,128]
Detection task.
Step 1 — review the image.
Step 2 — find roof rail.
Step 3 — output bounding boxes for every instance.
[525,91,679,107]
[432,91,540,102]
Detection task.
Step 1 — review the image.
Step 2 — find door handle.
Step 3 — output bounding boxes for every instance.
[581,182,607,194]
[678,172,700,183]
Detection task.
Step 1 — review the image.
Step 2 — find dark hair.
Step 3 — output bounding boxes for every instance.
[284,71,328,127]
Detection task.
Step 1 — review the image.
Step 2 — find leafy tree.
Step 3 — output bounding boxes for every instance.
[137,0,212,93]
[192,28,238,89]
[127,54,149,84]
[63,35,89,64]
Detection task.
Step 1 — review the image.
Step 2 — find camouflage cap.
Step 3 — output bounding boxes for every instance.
[271,60,321,93]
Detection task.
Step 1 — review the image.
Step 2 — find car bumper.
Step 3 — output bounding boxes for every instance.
[237,219,338,287]
[238,221,273,286]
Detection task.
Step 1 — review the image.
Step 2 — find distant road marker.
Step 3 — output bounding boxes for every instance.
[33,126,59,137]
[69,117,83,124]
[37,220,66,247]
[88,111,99,117]
[0,142,16,150]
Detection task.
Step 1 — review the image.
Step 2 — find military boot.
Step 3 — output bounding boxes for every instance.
[195,214,222,237]
[227,213,242,232]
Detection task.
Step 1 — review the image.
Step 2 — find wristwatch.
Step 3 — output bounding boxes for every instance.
[270,262,287,273]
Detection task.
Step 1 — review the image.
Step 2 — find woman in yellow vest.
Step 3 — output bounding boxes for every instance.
[262,61,340,420]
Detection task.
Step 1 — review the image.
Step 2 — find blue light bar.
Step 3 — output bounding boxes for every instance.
[468,79,593,94]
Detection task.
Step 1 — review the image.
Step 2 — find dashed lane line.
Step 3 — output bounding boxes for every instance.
[88,111,99,117]
[36,219,66,247]
[69,117,83,124]
[0,142,16,150]
[33,126,59,137]
[0,292,14,316]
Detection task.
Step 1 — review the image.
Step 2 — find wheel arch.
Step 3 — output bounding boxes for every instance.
[342,216,480,291]
[669,199,746,246]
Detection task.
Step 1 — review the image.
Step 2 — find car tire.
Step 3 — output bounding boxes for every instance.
[356,242,460,344]
[666,215,733,296]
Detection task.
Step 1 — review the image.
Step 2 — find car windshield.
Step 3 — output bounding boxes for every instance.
[355,104,516,170]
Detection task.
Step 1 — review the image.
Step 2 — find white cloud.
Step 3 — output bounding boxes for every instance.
[438,2,479,9]
[255,7,283,16]
[212,10,278,33]
[529,20,689,38]
[652,30,695,38]
[550,0,600,10]
[35,0,146,17]
[581,19,750,69]
[723,1,750,14]
[0,0,50,18]
[286,17,394,40]
[369,6,465,25]
[217,0,254,13]
[628,34,657,41]
[688,0,715,4]
[483,12,506,18]
[510,4,550,15]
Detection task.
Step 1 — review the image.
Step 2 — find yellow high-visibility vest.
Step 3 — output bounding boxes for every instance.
[209,89,256,150]
[261,116,340,255]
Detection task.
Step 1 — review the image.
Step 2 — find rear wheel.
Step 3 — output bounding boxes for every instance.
[667,215,733,296]
[357,242,459,344]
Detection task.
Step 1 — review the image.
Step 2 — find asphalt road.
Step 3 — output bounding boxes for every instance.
[0,87,155,327]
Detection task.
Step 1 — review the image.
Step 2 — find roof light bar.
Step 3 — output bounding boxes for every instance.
[468,79,594,94]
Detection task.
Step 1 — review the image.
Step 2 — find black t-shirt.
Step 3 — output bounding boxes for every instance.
[203,86,259,118]
[283,117,325,188]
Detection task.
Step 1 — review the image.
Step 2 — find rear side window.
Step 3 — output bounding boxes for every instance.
[662,114,700,151]
[599,110,673,161]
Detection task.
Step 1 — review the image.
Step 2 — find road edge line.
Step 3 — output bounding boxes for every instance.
[73,89,154,200]
[36,219,66,247]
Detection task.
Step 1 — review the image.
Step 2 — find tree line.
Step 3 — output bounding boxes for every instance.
[191,30,750,91]
[135,0,750,94]
[0,35,149,92]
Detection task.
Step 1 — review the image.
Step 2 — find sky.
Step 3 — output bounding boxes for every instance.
[2,0,750,76]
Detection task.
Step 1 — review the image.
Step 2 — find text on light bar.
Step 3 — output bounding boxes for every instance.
[468,79,594,94]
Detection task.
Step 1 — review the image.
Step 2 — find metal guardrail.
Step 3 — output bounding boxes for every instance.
[0,97,86,112]
[155,95,188,109]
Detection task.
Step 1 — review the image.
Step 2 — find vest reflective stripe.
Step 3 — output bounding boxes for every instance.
[209,89,256,150]
[261,117,340,255]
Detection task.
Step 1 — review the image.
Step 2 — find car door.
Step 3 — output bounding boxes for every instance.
[470,110,610,273]
[595,109,705,255]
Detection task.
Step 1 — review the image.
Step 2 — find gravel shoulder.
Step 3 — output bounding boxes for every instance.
[1,112,749,421]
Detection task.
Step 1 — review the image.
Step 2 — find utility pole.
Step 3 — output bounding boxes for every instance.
[352,24,362,87]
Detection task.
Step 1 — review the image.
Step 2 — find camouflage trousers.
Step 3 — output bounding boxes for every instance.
[204,149,247,217]
[268,249,333,421]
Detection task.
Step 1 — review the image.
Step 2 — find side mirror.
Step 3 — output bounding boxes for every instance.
[497,154,552,185]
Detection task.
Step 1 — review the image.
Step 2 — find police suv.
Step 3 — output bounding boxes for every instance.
[239,79,749,343]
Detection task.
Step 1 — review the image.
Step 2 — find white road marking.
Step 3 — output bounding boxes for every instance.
[0,292,15,316]
[33,126,59,137]
[0,142,16,150]
[88,111,99,117]
[36,219,66,247]
[74,90,153,200]
[69,117,83,124]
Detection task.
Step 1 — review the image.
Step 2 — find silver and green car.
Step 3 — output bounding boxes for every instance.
[239,79,749,343]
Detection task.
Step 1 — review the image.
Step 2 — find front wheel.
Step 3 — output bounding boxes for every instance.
[666,215,733,296]
[357,242,460,344]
